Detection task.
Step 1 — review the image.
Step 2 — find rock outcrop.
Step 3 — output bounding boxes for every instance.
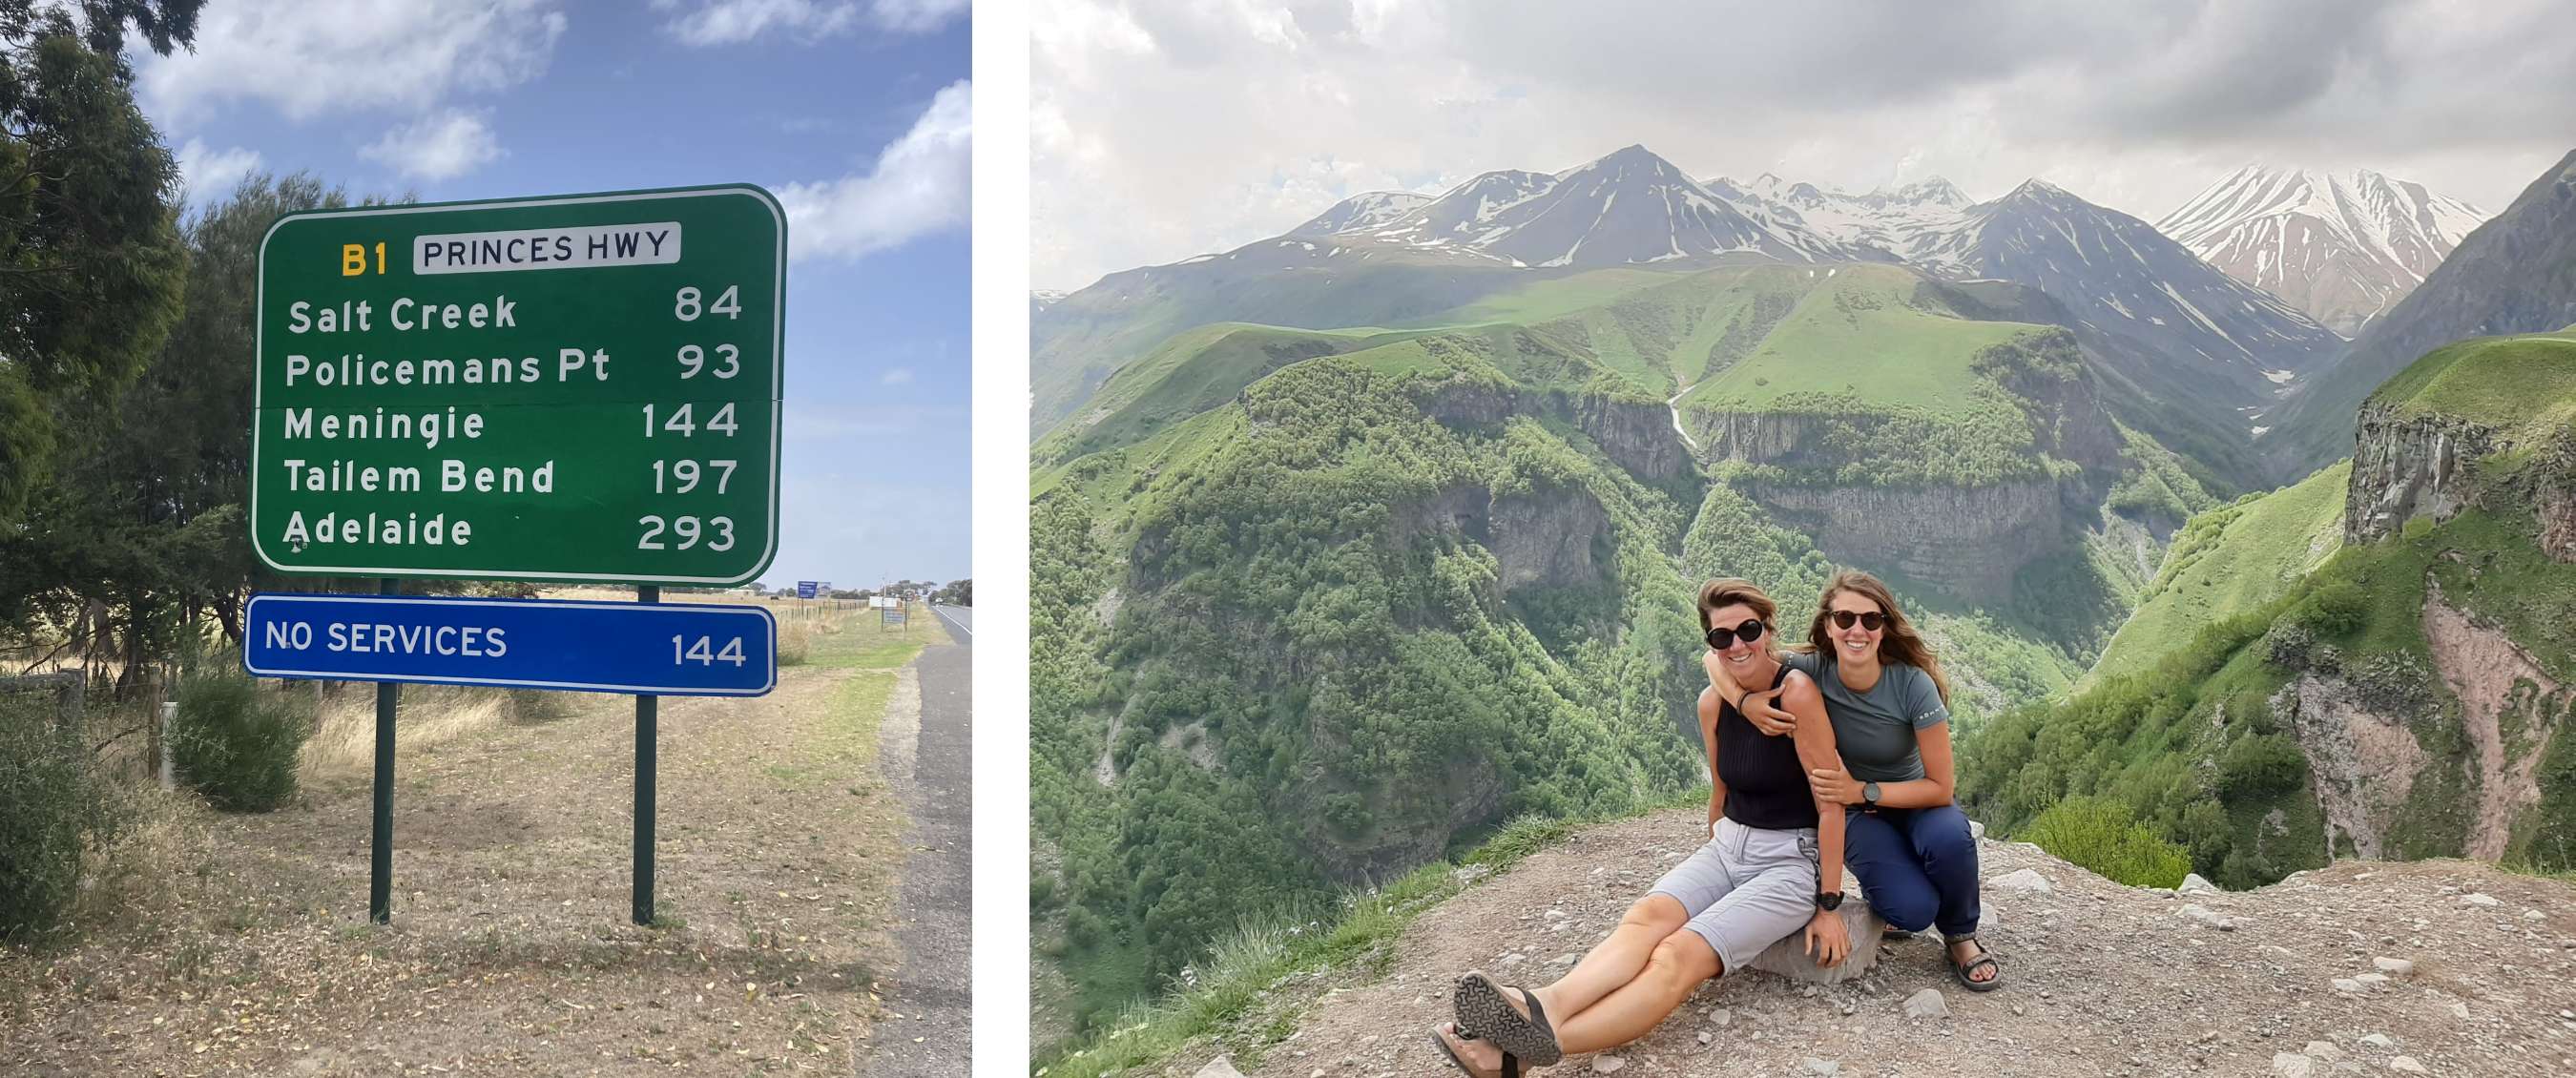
[2344,401,2499,544]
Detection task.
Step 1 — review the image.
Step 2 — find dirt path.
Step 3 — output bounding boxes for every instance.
[0,612,923,1077]
[1156,808,2576,1078]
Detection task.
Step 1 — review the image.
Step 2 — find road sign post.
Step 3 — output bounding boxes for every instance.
[371,578,397,923]
[634,586,658,926]
[250,185,784,925]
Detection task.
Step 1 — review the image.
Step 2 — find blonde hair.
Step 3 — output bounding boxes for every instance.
[1797,570,1950,706]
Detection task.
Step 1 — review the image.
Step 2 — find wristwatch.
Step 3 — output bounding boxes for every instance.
[1814,890,1844,911]
[1860,781,1882,812]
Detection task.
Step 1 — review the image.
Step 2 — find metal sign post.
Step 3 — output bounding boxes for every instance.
[370,578,398,923]
[634,585,658,925]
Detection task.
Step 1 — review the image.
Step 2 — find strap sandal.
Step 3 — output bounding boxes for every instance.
[1454,969,1563,1067]
[1946,934,2003,992]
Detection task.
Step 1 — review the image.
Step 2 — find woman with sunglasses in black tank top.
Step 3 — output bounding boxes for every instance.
[1431,579,1852,1078]
[1703,570,1999,991]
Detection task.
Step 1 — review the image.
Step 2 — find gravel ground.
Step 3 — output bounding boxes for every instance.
[1157,808,2576,1078]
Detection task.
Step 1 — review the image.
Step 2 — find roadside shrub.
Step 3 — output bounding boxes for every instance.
[2021,795,2192,889]
[172,668,314,812]
[777,620,812,667]
[0,695,87,939]
[507,689,570,725]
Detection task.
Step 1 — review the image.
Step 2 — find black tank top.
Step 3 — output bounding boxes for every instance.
[1717,665,1818,830]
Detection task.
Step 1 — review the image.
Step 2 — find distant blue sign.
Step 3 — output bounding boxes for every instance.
[245,593,777,696]
[797,580,819,599]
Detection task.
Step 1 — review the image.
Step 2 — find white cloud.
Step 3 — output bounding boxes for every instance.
[360,111,504,180]
[659,0,857,45]
[174,138,262,201]
[776,79,969,262]
[882,367,916,385]
[137,0,567,123]
[865,0,967,34]
[656,0,962,44]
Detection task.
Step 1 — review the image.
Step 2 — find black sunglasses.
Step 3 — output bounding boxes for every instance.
[1704,619,1767,650]
[1828,610,1887,632]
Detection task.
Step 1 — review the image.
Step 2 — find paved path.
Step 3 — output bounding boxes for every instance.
[859,610,971,1076]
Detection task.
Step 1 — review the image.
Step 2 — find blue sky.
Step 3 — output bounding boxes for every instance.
[133,0,970,591]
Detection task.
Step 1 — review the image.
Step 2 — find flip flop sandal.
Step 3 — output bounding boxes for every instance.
[1946,935,2003,992]
[1427,1025,1520,1078]
[1455,970,1563,1067]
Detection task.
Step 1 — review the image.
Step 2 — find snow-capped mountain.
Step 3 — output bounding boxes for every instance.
[2155,166,2489,337]
[1944,179,2343,399]
[1288,191,1432,237]
[1699,174,2343,399]
[1705,174,1974,263]
[1286,145,1884,269]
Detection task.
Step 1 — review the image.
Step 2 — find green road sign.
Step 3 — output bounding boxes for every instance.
[252,186,784,585]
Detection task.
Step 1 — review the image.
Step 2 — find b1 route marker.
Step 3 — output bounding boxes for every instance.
[251,185,784,585]
[244,593,777,696]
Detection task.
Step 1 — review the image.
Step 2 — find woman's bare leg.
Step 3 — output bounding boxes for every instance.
[1527,895,1688,1018]
[1548,928,1721,1055]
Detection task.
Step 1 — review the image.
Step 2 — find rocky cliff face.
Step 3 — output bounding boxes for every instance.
[2344,402,2501,544]
[1414,376,1693,483]
[1573,396,1690,481]
[1745,480,2067,599]
[2524,429,2576,563]
[2345,400,2576,561]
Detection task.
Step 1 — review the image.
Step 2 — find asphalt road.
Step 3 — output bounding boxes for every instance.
[859,608,971,1076]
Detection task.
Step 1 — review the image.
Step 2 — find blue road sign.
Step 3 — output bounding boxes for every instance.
[797,580,819,599]
[245,593,777,695]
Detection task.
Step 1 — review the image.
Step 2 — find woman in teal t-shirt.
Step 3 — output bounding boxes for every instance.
[1704,570,2000,990]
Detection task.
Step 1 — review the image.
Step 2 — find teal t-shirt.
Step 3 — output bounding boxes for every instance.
[1779,652,1947,782]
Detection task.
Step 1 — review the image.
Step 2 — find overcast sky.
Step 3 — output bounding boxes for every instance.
[136,0,969,588]
[1034,0,2575,292]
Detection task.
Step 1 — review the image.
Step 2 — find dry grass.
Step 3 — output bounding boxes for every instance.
[0,615,934,1076]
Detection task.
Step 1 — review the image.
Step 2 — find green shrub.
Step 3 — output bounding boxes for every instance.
[2298,579,2368,638]
[0,695,88,940]
[2217,734,2310,799]
[2021,795,2192,888]
[173,668,314,812]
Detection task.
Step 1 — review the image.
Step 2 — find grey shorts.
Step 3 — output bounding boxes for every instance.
[1649,817,1821,973]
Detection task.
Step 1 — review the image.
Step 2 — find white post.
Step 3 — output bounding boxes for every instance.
[158,701,177,791]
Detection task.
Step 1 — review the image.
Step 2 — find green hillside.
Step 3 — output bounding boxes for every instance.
[1033,357,1710,1035]
[2369,329,2576,452]
[2085,461,2349,685]
[1677,265,2042,415]
[1967,332,2576,888]
[1032,323,1376,466]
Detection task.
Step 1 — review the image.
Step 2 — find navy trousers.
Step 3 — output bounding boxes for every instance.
[1842,803,1982,939]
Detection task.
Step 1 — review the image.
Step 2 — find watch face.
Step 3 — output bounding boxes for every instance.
[1862,781,1880,803]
